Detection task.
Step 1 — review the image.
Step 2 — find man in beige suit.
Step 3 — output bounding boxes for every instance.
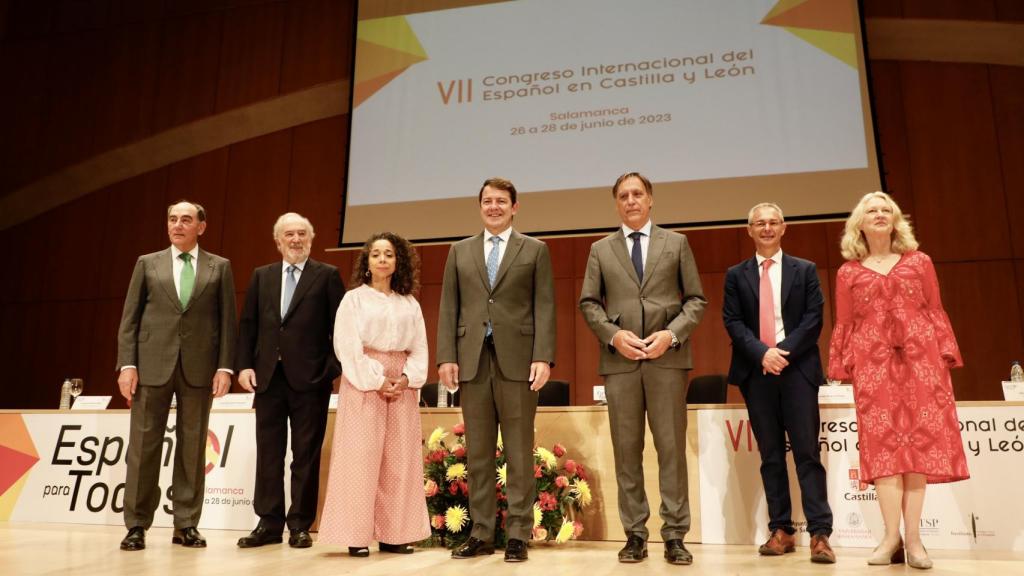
[437,177,556,562]
[579,172,707,565]
[116,200,237,551]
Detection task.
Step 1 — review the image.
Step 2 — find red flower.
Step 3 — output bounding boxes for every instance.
[576,463,588,481]
[428,450,446,463]
[534,464,543,478]
[448,482,459,495]
[453,445,466,458]
[453,422,466,436]
[553,443,566,458]
[538,491,558,511]
[573,520,584,538]
[458,479,469,496]
[431,514,445,530]
[555,475,569,488]
[495,449,502,458]
[564,459,577,475]
[424,479,439,497]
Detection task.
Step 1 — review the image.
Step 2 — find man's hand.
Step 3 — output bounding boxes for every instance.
[642,330,674,360]
[118,368,138,401]
[438,362,460,391]
[529,362,551,391]
[238,369,257,393]
[612,330,648,361]
[761,348,791,376]
[212,371,232,398]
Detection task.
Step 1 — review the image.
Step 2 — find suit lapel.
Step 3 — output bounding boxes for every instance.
[780,253,796,309]
[268,262,283,323]
[640,227,666,291]
[284,259,319,321]
[492,230,524,291]
[469,233,490,290]
[185,248,214,311]
[742,257,760,302]
[156,248,181,311]
[610,229,641,287]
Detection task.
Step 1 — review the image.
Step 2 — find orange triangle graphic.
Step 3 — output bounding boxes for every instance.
[763,0,853,33]
[0,414,37,457]
[353,67,409,109]
[0,444,39,496]
[762,0,809,22]
[355,39,428,84]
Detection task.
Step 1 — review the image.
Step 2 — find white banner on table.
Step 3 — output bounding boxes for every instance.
[698,406,1024,550]
[70,396,112,410]
[1,412,265,530]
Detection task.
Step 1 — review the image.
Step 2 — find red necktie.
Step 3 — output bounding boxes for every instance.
[759,259,776,347]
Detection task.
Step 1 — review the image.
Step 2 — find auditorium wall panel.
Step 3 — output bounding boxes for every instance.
[867,61,914,213]
[152,11,224,133]
[97,171,170,299]
[0,40,49,193]
[989,66,1024,259]
[214,2,287,113]
[92,23,162,152]
[280,0,354,93]
[901,0,996,20]
[287,115,349,246]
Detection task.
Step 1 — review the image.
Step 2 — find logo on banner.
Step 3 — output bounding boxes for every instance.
[0,415,41,520]
[205,430,222,474]
[846,512,862,528]
[844,468,876,501]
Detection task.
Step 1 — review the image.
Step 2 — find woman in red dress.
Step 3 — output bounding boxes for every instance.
[828,192,968,570]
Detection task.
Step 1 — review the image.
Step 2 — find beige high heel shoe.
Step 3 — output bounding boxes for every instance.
[867,538,905,565]
[906,545,933,570]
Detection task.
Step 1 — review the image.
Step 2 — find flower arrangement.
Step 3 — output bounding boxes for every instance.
[423,422,590,548]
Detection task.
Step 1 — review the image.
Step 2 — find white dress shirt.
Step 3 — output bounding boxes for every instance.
[483,226,513,267]
[755,250,787,343]
[621,220,653,268]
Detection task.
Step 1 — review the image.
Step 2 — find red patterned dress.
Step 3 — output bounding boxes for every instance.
[828,251,969,485]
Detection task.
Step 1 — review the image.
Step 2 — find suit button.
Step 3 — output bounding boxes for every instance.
[488,298,495,304]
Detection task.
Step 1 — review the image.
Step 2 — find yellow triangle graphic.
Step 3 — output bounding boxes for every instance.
[0,473,29,521]
[355,39,428,84]
[358,16,427,59]
[784,27,857,69]
[762,0,810,23]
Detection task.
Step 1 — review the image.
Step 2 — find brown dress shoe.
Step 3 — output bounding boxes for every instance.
[810,534,836,564]
[758,529,796,556]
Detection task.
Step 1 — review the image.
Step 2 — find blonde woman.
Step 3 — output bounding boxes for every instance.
[828,192,968,570]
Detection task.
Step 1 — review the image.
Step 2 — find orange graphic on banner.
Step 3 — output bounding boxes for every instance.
[0,415,40,520]
[353,16,429,109]
[762,0,858,69]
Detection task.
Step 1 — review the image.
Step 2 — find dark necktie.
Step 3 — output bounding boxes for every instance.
[629,231,644,282]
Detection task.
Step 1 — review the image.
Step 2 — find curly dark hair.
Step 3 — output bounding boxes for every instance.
[350,232,420,295]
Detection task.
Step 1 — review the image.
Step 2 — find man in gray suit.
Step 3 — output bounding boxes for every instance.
[437,177,556,563]
[116,200,237,551]
[579,172,707,565]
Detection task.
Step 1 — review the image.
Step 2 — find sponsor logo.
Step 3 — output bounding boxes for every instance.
[843,468,876,500]
[846,512,861,528]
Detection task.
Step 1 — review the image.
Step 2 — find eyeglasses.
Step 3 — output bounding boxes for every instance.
[749,220,783,229]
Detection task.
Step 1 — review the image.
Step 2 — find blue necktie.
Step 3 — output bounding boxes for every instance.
[282,265,297,317]
[486,236,501,336]
[629,231,644,282]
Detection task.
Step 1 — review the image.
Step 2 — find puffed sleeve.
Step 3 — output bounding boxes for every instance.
[920,253,963,368]
[827,264,856,381]
[333,290,386,391]
[403,296,428,389]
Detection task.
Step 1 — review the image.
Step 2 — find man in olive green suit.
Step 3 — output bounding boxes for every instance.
[579,173,707,565]
[437,178,556,563]
[116,200,237,551]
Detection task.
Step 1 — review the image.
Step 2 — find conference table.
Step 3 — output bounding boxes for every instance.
[2,401,1020,551]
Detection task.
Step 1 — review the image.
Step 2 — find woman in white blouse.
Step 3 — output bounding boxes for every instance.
[317,232,430,556]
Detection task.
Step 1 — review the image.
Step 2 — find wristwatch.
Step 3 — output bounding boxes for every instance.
[669,331,680,349]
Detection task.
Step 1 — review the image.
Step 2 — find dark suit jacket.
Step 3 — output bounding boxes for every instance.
[235,258,345,392]
[579,225,707,375]
[436,229,556,382]
[117,247,236,387]
[722,253,824,387]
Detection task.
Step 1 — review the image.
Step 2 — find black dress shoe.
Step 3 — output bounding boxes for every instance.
[237,524,283,548]
[288,530,313,548]
[664,539,693,565]
[171,527,207,548]
[451,537,495,558]
[120,526,145,551]
[618,535,647,563]
[379,542,414,554]
[504,538,528,562]
[348,546,370,557]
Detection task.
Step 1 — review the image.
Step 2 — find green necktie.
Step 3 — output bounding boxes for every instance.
[179,252,195,308]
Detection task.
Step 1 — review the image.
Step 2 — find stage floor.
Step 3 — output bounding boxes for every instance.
[3,522,1022,576]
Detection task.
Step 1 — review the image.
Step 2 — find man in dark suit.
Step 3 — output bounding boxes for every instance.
[117,200,237,551]
[235,212,345,549]
[722,202,835,563]
[437,177,556,562]
[579,172,706,565]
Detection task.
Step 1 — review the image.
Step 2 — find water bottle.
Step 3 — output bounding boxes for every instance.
[59,378,72,410]
[1011,361,1024,382]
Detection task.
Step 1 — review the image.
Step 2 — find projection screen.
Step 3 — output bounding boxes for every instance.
[340,0,882,246]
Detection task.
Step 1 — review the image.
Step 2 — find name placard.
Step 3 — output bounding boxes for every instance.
[211,393,255,410]
[70,396,112,410]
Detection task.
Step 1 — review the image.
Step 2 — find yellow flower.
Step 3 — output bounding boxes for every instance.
[496,429,504,451]
[534,447,557,470]
[532,503,542,528]
[427,426,448,451]
[445,505,469,532]
[446,462,467,482]
[497,463,508,487]
[571,479,592,506]
[555,519,574,543]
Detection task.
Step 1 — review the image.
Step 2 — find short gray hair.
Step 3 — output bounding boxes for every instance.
[272,212,315,239]
[747,202,784,225]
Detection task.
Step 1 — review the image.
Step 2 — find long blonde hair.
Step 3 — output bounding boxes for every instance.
[840,191,919,261]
